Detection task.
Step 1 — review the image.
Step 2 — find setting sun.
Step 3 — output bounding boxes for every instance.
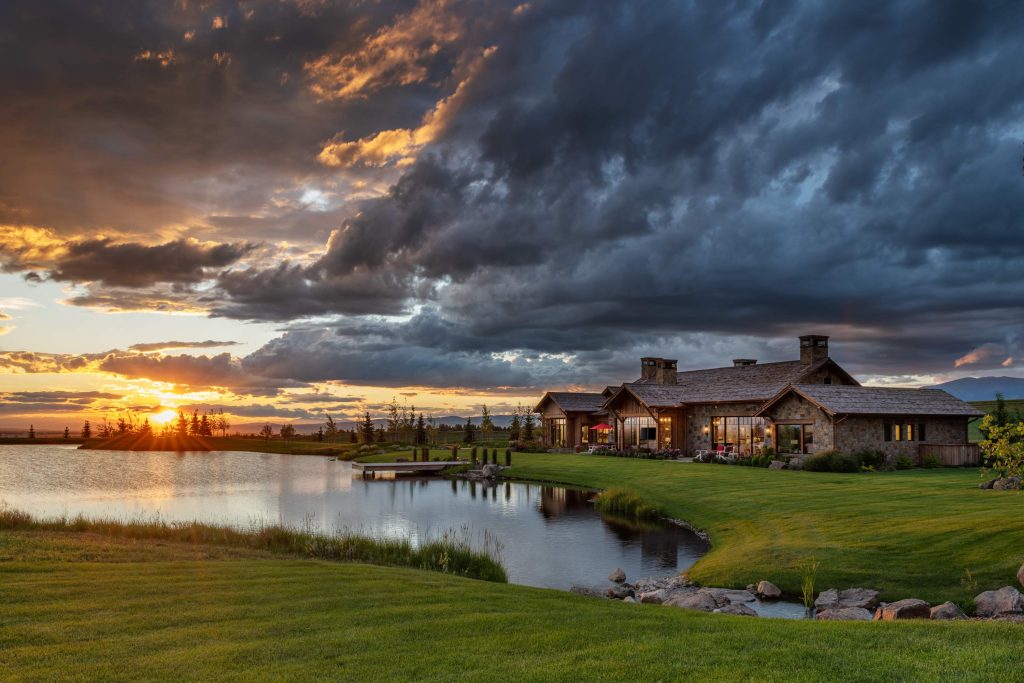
[151,409,177,425]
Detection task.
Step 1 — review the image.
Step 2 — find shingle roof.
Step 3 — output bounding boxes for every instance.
[541,392,607,413]
[627,359,838,405]
[773,384,985,417]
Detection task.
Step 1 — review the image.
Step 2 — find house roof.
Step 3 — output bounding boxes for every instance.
[623,359,849,406]
[534,391,607,414]
[757,384,985,417]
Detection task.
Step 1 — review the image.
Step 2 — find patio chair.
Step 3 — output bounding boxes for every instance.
[715,445,734,463]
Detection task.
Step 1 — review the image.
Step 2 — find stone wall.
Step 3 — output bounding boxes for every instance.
[835,416,970,457]
[760,393,834,454]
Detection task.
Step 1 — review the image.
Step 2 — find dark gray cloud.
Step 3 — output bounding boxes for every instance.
[127,340,240,352]
[3,0,1024,388]
[49,238,253,288]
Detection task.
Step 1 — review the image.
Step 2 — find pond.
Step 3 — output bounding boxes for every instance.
[0,445,710,592]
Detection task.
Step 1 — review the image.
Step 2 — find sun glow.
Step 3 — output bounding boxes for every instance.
[151,409,177,425]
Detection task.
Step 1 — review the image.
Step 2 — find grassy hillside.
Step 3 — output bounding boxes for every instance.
[968,399,1024,442]
[505,454,1023,605]
[1,531,1022,682]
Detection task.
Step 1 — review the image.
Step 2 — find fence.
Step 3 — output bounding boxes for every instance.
[918,443,980,467]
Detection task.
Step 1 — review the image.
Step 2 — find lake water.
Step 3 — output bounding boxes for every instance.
[0,445,708,591]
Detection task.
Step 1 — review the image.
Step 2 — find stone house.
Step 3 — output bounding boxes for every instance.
[535,335,983,458]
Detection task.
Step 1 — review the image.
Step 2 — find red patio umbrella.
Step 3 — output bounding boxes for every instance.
[589,423,613,430]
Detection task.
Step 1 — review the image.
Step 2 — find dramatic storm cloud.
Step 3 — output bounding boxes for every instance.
[2,0,1023,410]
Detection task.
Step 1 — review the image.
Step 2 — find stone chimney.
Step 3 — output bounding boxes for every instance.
[799,335,829,364]
[733,359,758,367]
[656,358,678,385]
[640,357,678,384]
[640,357,658,381]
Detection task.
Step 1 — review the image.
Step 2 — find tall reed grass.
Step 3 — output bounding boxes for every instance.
[593,487,665,520]
[0,504,507,583]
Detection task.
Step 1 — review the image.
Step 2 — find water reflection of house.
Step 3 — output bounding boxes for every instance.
[537,487,594,520]
[601,516,707,570]
[535,335,982,458]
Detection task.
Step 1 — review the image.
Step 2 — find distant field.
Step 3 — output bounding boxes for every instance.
[968,399,1024,442]
[80,434,360,456]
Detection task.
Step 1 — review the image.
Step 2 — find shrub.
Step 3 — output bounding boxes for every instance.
[895,455,915,470]
[802,452,831,472]
[854,449,886,469]
[803,450,860,473]
[920,453,941,468]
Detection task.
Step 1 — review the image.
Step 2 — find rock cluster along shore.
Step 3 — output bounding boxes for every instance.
[571,564,1024,623]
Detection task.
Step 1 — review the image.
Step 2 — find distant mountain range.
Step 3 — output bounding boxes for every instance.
[927,376,1024,402]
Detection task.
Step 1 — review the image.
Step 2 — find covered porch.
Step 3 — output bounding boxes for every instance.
[604,385,685,452]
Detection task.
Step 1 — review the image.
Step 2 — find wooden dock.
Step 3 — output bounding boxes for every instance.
[351,460,463,476]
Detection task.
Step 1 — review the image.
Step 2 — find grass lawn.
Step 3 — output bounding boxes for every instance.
[504,453,1024,605]
[1,532,1023,682]
[81,434,359,457]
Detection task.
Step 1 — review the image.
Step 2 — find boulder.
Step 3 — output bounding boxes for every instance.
[992,476,1022,491]
[768,460,786,470]
[701,588,756,604]
[622,596,636,604]
[714,603,758,617]
[979,478,997,490]
[873,599,931,621]
[638,589,670,605]
[480,464,500,478]
[815,607,873,621]
[974,586,1024,618]
[608,568,626,583]
[1018,563,1024,589]
[930,602,967,620]
[756,580,782,599]
[814,588,879,611]
[665,589,725,612]
[606,584,635,600]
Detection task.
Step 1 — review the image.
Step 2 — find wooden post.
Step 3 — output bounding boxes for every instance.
[505,449,511,466]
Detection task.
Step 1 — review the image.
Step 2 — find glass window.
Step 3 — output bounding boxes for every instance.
[620,417,656,448]
[775,423,813,454]
[904,424,913,442]
[581,425,589,444]
[712,417,768,455]
[548,418,566,447]
[658,416,672,449]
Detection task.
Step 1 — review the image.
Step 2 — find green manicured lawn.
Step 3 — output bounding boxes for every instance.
[1,533,1022,682]
[505,454,1024,604]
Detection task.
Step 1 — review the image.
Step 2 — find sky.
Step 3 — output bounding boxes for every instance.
[1,0,1023,431]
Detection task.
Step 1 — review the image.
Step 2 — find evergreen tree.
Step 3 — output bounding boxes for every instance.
[463,417,475,444]
[994,393,1009,426]
[81,420,92,438]
[199,412,212,437]
[189,409,200,436]
[139,418,152,435]
[523,410,535,441]
[28,424,35,438]
[316,426,324,442]
[348,428,358,443]
[415,413,427,445]
[176,410,189,437]
[510,406,522,441]
[360,412,376,443]
[63,426,70,439]
[376,425,386,443]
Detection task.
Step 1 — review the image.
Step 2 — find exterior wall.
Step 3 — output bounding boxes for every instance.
[683,402,762,455]
[835,416,970,457]
[760,393,834,454]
